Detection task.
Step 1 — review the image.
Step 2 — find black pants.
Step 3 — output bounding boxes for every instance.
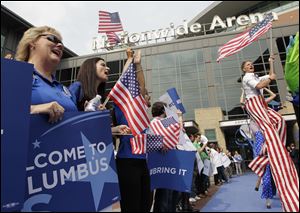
[153,189,179,212]
[199,172,209,194]
[217,166,228,182]
[116,158,153,212]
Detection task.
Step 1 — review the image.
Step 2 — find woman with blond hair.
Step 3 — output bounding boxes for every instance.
[16,26,77,122]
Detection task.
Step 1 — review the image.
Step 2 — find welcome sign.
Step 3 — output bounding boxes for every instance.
[1,59,120,212]
[1,59,33,212]
[23,111,120,212]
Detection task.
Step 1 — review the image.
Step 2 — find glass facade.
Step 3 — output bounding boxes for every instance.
[56,31,294,121]
[149,37,283,120]
[55,1,298,124]
[151,49,208,120]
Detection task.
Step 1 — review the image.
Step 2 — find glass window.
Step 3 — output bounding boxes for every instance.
[178,50,196,65]
[1,34,5,49]
[205,129,217,142]
[1,34,5,57]
[107,60,120,75]
[158,53,176,68]
[196,50,204,63]
[180,64,197,74]
[58,68,72,82]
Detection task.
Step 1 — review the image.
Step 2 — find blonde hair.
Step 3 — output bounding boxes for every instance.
[15,26,62,62]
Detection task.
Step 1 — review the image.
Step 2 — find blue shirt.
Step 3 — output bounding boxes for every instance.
[31,69,78,111]
[68,81,83,105]
[114,105,146,159]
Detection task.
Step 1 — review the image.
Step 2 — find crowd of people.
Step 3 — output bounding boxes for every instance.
[9,25,299,212]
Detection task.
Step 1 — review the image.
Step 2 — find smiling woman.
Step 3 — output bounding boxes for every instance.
[15,26,78,123]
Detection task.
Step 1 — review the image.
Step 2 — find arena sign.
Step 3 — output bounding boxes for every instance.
[92,12,278,50]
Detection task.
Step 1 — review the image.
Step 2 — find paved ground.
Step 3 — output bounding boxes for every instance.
[104,172,283,212]
[199,172,282,212]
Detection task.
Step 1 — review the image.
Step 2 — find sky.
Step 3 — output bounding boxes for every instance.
[2,1,214,56]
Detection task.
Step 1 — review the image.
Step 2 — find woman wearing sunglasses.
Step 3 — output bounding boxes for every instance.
[16,26,78,123]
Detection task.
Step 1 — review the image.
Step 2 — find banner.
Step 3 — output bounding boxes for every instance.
[22,111,120,212]
[1,59,33,212]
[221,154,231,168]
[196,152,204,174]
[147,150,195,192]
[159,88,186,114]
[203,159,211,176]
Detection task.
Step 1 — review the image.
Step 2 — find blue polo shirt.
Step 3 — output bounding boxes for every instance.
[114,105,146,159]
[31,69,78,112]
[68,81,83,105]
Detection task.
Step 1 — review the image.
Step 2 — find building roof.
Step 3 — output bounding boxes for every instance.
[1,4,77,58]
[188,1,264,26]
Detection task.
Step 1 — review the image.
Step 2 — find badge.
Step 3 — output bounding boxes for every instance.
[63,86,72,97]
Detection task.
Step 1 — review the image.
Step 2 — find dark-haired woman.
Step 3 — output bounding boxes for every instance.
[69,57,130,134]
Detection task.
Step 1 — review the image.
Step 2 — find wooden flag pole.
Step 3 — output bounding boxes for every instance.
[102,96,110,108]
[270,26,273,56]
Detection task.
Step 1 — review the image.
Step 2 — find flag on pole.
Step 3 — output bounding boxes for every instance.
[217,13,274,62]
[150,117,180,149]
[159,88,186,114]
[106,32,121,45]
[108,63,150,136]
[130,134,163,154]
[98,11,124,33]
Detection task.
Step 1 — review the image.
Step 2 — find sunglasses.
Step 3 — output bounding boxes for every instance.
[40,34,63,45]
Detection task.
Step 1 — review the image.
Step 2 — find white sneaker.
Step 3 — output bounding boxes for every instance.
[195,196,201,200]
[189,198,197,202]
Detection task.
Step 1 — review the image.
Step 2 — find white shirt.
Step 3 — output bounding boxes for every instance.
[176,131,197,151]
[209,148,222,167]
[200,135,208,145]
[242,73,269,99]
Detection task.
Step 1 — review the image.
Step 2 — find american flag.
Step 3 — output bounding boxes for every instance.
[217,13,273,62]
[106,32,121,45]
[249,155,269,177]
[130,134,163,154]
[150,117,180,149]
[98,11,124,33]
[108,63,150,136]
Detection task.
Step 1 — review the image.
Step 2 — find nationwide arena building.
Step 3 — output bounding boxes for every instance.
[1,1,299,159]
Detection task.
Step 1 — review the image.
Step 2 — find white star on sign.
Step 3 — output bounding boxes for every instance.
[32,139,41,149]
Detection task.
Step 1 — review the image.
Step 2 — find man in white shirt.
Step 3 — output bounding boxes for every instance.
[241,58,299,212]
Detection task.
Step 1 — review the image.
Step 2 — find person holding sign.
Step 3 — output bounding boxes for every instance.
[15,26,78,122]
[150,102,180,212]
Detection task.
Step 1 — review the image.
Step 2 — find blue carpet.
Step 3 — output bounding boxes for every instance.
[200,172,282,212]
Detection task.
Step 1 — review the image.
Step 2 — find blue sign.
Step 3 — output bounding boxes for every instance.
[159,88,186,114]
[22,111,120,212]
[147,150,195,192]
[167,88,186,114]
[1,59,33,212]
